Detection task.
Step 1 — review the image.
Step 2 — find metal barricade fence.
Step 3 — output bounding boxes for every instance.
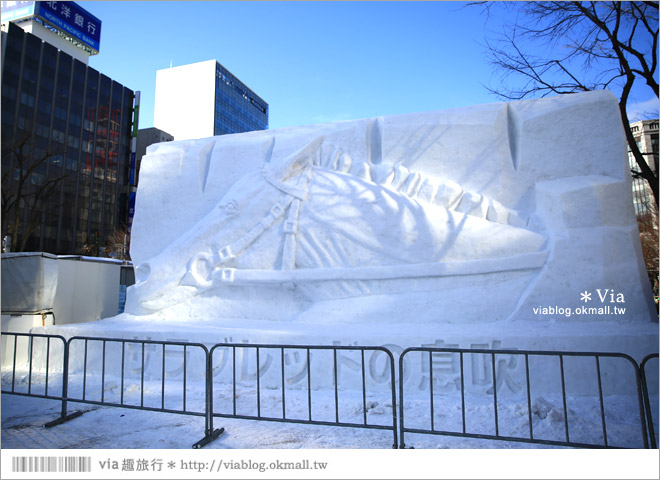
[1,333,67,402]
[209,343,398,448]
[2,332,657,449]
[640,353,659,449]
[64,336,217,448]
[1,333,398,448]
[398,347,651,449]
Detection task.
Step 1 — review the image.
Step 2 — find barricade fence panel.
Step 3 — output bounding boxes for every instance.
[1,333,399,448]
[2,333,657,449]
[64,337,210,418]
[640,353,659,449]
[398,347,651,449]
[1,333,67,401]
[208,344,398,448]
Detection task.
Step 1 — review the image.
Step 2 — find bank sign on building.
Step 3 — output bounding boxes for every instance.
[1,1,101,54]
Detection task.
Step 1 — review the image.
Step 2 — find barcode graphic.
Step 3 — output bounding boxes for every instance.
[12,456,92,473]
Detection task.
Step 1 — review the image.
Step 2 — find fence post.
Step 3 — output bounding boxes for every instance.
[629,358,650,449]
[398,349,408,448]
[640,353,659,449]
[192,345,224,448]
[387,347,399,449]
[44,337,83,428]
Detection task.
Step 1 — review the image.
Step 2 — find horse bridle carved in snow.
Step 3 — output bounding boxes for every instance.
[179,163,312,291]
[179,160,549,293]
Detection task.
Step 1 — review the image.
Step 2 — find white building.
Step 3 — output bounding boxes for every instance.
[155,60,216,141]
[154,59,268,142]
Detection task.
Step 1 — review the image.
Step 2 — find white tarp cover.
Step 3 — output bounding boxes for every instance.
[1,252,58,313]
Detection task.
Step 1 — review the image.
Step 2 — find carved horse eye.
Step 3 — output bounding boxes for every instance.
[223,200,239,216]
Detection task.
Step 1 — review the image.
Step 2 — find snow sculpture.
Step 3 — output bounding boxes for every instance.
[125,91,656,327]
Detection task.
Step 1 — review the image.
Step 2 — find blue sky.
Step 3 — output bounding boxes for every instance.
[79,1,657,132]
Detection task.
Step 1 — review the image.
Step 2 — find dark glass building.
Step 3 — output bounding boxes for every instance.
[1,21,135,255]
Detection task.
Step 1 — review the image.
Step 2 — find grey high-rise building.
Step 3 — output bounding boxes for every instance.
[135,127,173,185]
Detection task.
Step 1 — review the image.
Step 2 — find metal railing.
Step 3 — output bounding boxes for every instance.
[2,332,657,449]
[398,347,651,449]
[1,332,398,448]
[64,336,217,448]
[2,332,67,402]
[209,343,398,448]
[640,353,659,449]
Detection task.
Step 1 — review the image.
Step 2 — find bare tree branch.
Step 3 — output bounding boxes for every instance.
[476,1,659,207]
[1,129,71,252]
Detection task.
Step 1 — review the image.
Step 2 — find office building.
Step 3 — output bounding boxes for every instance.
[1,3,136,255]
[154,59,268,141]
[628,119,659,218]
[135,127,173,185]
[0,0,100,64]
[126,127,173,248]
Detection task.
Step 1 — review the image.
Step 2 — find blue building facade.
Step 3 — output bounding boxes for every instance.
[214,61,268,135]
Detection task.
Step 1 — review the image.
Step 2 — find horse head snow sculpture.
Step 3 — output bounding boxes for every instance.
[130,134,549,315]
[131,137,322,311]
[124,93,657,328]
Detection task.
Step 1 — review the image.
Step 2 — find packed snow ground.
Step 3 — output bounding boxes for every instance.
[3,370,659,480]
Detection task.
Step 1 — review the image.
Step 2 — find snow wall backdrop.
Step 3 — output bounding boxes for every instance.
[38,91,657,381]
